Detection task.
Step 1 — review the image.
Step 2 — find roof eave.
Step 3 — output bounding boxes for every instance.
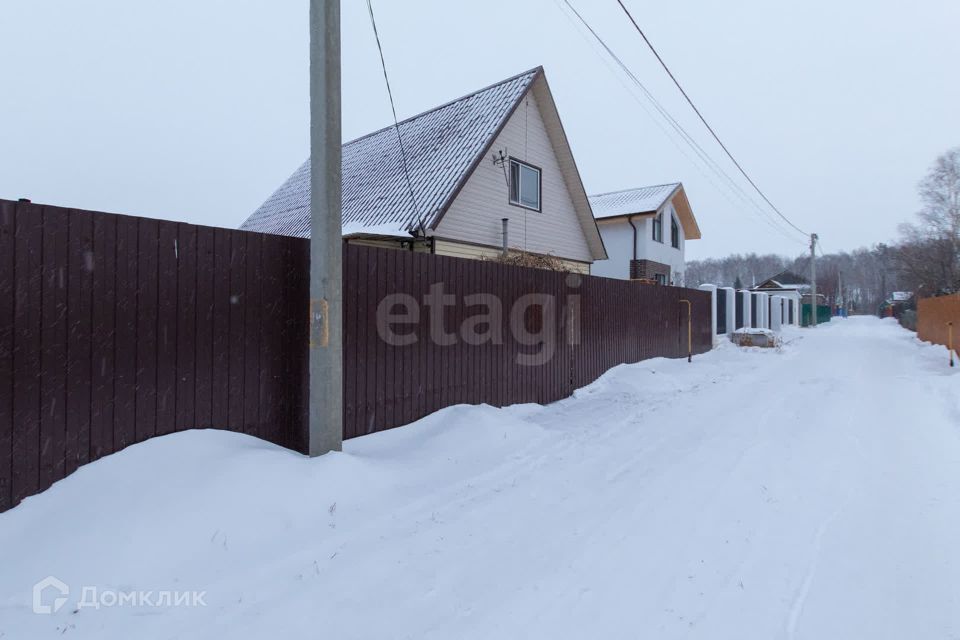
[670,184,702,240]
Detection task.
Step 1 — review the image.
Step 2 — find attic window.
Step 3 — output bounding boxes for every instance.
[509,158,541,211]
[671,215,680,248]
[652,211,663,243]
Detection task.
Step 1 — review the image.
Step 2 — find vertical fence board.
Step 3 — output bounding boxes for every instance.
[382,248,397,430]
[175,224,197,431]
[135,218,159,443]
[11,203,43,504]
[0,201,15,510]
[227,232,246,432]
[423,254,438,416]
[243,234,262,437]
[113,216,138,452]
[194,227,215,428]
[258,234,283,445]
[412,251,427,423]
[65,210,93,474]
[341,245,357,440]
[436,256,450,411]
[401,250,416,427]
[39,206,68,491]
[155,221,178,437]
[399,249,413,426]
[211,228,232,428]
[292,238,310,453]
[284,238,310,452]
[90,214,116,460]
[363,247,378,435]
[375,247,389,433]
[464,259,478,407]
[348,245,364,439]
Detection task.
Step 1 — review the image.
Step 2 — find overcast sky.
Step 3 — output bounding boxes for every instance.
[2,1,958,260]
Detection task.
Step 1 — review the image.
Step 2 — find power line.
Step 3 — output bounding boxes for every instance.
[614,0,808,238]
[365,0,426,234]
[557,0,806,245]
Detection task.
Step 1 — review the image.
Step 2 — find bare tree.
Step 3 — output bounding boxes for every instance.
[895,147,960,294]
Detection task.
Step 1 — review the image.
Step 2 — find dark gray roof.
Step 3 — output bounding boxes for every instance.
[758,270,809,288]
[241,68,541,238]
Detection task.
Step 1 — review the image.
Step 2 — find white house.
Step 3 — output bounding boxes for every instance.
[753,271,805,326]
[241,67,607,273]
[588,183,701,284]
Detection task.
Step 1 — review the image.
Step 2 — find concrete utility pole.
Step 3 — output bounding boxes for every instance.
[810,233,818,328]
[308,0,343,456]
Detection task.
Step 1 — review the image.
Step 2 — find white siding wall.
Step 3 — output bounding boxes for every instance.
[590,220,632,279]
[434,90,593,263]
[636,203,686,285]
[592,200,687,283]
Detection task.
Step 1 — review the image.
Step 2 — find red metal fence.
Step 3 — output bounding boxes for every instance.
[0,199,711,512]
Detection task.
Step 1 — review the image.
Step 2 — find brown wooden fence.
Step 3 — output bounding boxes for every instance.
[0,199,711,512]
[917,293,960,356]
[341,246,711,439]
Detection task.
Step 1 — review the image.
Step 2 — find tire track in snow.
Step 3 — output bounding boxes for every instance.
[785,344,869,639]
[786,503,845,639]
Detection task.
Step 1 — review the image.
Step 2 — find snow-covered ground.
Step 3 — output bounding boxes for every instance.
[2,316,959,639]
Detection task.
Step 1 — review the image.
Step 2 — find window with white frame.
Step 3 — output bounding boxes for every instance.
[509,158,541,211]
[652,211,663,242]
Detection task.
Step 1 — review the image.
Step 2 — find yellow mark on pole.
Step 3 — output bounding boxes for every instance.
[310,298,330,348]
[679,299,692,363]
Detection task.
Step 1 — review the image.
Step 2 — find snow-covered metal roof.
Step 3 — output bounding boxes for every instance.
[588,183,680,220]
[756,271,810,292]
[241,68,540,238]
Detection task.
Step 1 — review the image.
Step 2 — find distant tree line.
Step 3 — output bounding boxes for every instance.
[686,146,960,312]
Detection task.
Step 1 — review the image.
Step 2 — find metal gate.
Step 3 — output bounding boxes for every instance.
[716,288,727,334]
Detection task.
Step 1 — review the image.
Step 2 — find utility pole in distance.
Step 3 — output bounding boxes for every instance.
[308,0,343,456]
[810,233,818,328]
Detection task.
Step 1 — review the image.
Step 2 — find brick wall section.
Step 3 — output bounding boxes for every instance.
[629,259,671,282]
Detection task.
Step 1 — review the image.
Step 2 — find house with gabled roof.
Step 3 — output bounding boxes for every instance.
[754,271,809,294]
[753,270,806,326]
[241,67,607,273]
[588,182,701,284]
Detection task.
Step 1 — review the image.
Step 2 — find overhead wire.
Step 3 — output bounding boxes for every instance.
[556,0,807,246]
[365,0,427,235]
[614,0,808,237]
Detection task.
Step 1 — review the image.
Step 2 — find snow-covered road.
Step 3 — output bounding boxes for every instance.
[2,316,959,639]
